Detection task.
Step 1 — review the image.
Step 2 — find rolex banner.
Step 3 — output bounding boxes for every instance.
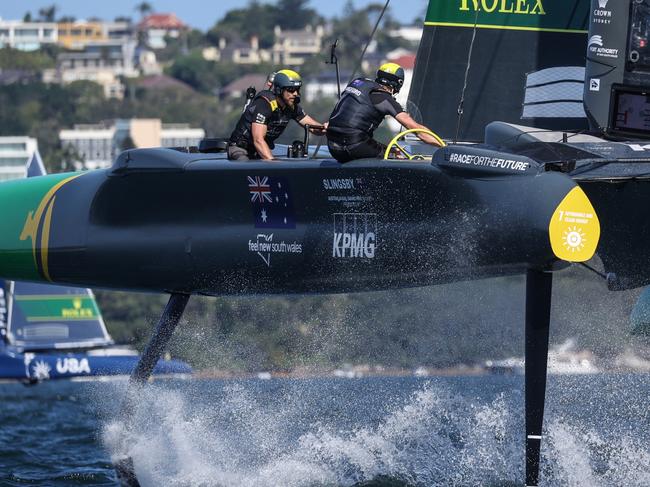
[409,0,590,141]
[426,0,587,32]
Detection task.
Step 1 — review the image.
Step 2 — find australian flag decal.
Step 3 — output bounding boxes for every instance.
[247,175,296,229]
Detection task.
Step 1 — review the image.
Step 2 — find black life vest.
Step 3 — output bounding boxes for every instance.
[229,90,298,150]
[327,78,387,142]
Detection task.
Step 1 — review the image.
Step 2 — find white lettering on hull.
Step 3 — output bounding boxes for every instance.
[332,213,378,259]
[56,357,91,374]
[448,152,530,171]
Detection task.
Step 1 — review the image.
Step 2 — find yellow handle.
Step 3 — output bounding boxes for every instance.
[383,128,446,160]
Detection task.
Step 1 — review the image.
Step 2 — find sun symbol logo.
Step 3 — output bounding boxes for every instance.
[562,226,586,252]
[31,360,51,381]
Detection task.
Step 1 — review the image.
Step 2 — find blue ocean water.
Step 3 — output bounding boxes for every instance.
[1,374,649,486]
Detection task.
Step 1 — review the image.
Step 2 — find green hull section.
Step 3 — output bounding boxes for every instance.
[0,172,84,282]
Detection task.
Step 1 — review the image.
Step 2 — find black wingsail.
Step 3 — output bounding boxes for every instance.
[410,0,591,141]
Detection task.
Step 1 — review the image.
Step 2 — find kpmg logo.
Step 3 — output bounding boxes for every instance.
[332,213,377,259]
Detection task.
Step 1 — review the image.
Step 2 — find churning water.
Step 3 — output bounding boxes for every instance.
[1,375,649,486]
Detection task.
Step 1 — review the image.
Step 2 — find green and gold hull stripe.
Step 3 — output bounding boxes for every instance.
[19,174,82,281]
[0,172,84,281]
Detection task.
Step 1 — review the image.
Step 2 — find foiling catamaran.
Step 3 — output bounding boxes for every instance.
[0,152,191,383]
[0,0,648,485]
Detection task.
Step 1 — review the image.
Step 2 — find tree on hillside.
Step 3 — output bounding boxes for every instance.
[135,2,153,18]
[274,0,324,30]
[57,144,84,173]
[208,2,278,48]
[37,5,58,22]
[0,47,57,70]
[327,2,398,71]
[166,51,272,96]
[207,0,324,49]
[155,29,208,63]
[375,10,413,53]
[120,135,136,151]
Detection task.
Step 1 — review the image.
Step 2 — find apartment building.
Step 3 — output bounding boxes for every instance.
[59,119,205,170]
[57,21,105,49]
[42,39,139,98]
[137,13,187,49]
[272,25,324,66]
[0,20,57,51]
[0,137,40,181]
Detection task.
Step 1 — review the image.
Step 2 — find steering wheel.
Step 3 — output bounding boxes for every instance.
[383,128,446,160]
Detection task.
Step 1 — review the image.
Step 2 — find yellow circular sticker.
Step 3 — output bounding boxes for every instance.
[548,186,600,262]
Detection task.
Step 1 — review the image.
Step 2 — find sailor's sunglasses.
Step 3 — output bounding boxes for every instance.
[284,87,300,93]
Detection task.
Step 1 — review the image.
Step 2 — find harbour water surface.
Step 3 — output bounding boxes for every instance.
[1,374,649,486]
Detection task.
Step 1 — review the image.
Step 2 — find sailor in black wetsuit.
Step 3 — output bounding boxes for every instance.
[327,63,442,163]
[228,69,326,161]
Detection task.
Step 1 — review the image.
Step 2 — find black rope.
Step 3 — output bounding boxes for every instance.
[578,262,608,280]
[312,0,390,160]
[454,7,480,144]
[348,0,390,84]
[310,136,324,159]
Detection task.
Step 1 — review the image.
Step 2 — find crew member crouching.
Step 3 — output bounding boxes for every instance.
[327,63,442,163]
[228,69,326,161]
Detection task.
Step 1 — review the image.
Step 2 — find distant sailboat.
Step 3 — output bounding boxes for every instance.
[0,150,191,382]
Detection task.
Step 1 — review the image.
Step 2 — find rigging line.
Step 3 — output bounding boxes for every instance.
[348,0,391,84]
[564,129,588,140]
[314,0,389,159]
[577,262,608,280]
[454,6,480,144]
[314,40,341,159]
[567,0,581,28]
[310,135,324,159]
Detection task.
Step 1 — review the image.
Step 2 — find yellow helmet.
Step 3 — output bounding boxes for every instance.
[376,62,405,93]
[273,69,302,95]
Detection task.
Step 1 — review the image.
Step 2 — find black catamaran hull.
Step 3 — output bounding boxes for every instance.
[0,151,592,296]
